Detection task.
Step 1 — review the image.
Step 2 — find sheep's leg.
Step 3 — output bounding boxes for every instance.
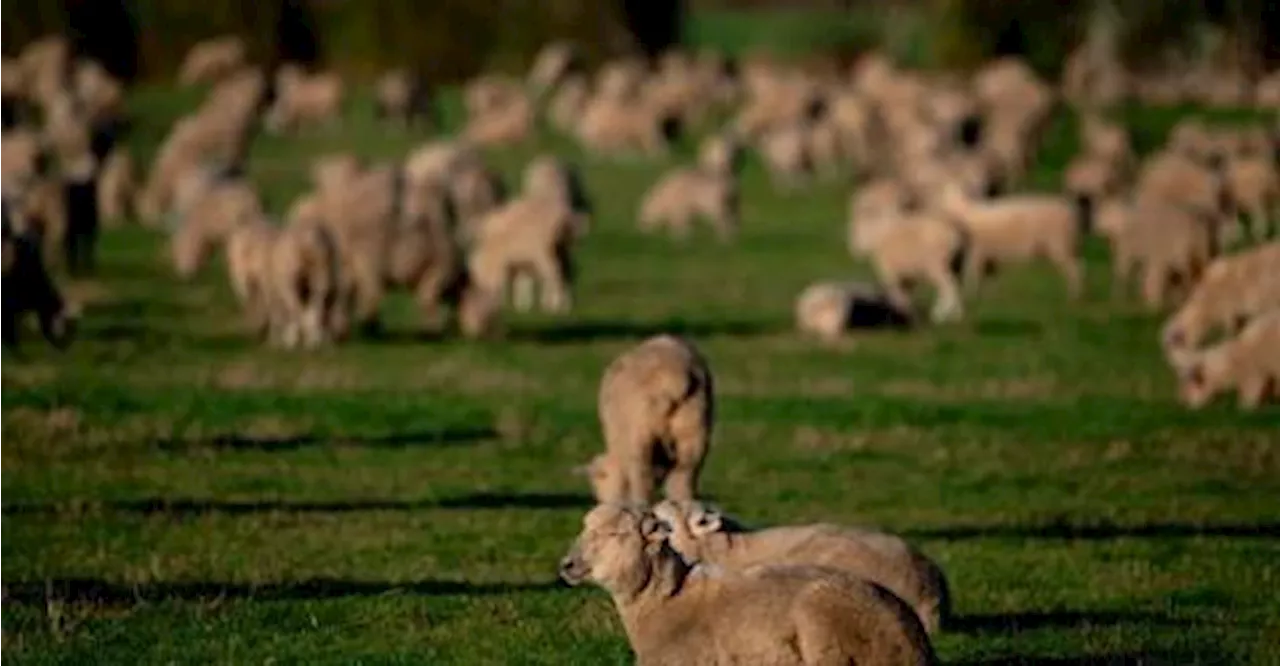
[413,262,453,332]
[664,404,709,502]
[533,254,571,313]
[511,270,537,312]
[961,248,987,295]
[1051,248,1084,299]
[927,265,965,323]
[1238,375,1269,410]
[1140,264,1167,311]
[623,451,656,506]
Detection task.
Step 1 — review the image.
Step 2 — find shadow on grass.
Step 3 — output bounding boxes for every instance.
[2,576,563,607]
[2,491,594,517]
[951,651,1203,666]
[154,426,499,452]
[950,609,1186,634]
[509,317,779,345]
[906,519,1280,541]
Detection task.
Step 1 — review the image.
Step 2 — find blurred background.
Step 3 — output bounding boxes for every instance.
[6,0,1280,85]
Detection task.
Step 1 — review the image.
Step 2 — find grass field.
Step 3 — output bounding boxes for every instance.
[4,60,1280,664]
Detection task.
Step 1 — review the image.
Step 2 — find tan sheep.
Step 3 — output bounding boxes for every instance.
[697,132,744,176]
[940,185,1084,298]
[558,504,937,666]
[463,91,533,147]
[309,152,364,193]
[1169,310,1280,410]
[464,74,525,119]
[223,219,278,339]
[402,139,483,189]
[1095,198,1217,310]
[847,196,966,323]
[547,74,590,136]
[528,41,581,97]
[522,154,591,218]
[1133,150,1227,230]
[1161,241,1280,353]
[97,147,137,225]
[758,122,813,190]
[264,65,344,133]
[170,178,263,279]
[374,68,432,128]
[449,161,507,244]
[1224,155,1278,240]
[267,218,344,348]
[638,166,737,241]
[577,94,672,158]
[581,335,714,505]
[467,193,585,314]
[178,36,247,86]
[795,281,914,341]
[653,499,952,636]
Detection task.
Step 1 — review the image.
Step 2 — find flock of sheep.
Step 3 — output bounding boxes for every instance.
[1,27,1279,663]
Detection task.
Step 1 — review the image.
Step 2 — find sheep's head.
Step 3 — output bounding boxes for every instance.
[1093,198,1130,240]
[1171,348,1224,409]
[559,504,672,598]
[651,499,726,563]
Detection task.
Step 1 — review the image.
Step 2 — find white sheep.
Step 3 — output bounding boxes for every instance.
[794,281,914,341]
[1168,310,1280,410]
[638,166,737,241]
[1161,241,1280,353]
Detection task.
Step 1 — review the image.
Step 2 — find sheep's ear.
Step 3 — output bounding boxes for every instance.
[640,513,671,542]
[689,506,723,536]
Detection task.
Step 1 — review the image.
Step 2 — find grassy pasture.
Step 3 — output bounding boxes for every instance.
[4,36,1280,666]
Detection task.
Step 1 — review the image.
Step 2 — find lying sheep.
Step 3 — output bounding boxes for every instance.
[1095,198,1217,310]
[795,281,914,341]
[264,65,344,133]
[653,499,952,636]
[467,194,585,314]
[582,335,714,505]
[638,166,737,241]
[847,200,966,323]
[1161,241,1280,353]
[374,68,433,128]
[2,220,76,350]
[178,35,247,86]
[940,184,1084,298]
[558,504,936,666]
[1169,310,1280,410]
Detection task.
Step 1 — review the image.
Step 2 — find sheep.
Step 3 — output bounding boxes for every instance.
[557,504,937,666]
[697,132,744,176]
[546,74,590,135]
[528,41,581,97]
[795,281,914,341]
[402,139,483,189]
[1161,241,1280,353]
[1,128,49,195]
[463,92,534,147]
[267,219,344,348]
[576,95,672,158]
[638,166,738,241]
[224,218,277,339]
[309,152,364,193]
[464,74,525,119]
[1063,154,1126,221]
[137,111,254,225]
[580,335,714,505]
[170,178,263,279]
[522,154,591,217]
[939,184,1084,298]
[758,122,813,190]
[2,218,76,350]
[467,193,585,314]
[6,177,67,268]
[1168,310,1280,410]
[449,161,507,244]
[653,499,952,636]
[97,147,136,225]
[1224,155,1278,240]
[178,36,247,86]
[374,68,433,128]
[1094,198,1217,310]
[264,65,344,133]
[847,196,966,324]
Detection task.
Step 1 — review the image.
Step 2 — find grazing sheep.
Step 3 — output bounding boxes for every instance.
[178,36,247,86]
[2,219,76,350]
[467,193,585,314]
[1094,198,1217,310]
[268,219,344,348]
[795,281,914,341]
[403,139,483,189]
[577,95,673,158]
[374,68,433,128]
[97,147,136,225]
[582,335,714,505]
[653,499,952,636]
[264,65,344,133]
[638,167,738,241]
[940,185,1084,298]
[1064,154,1126,221]
[1161,241,1280,353]
[558,504,937,666]
[1169,310,1280,410]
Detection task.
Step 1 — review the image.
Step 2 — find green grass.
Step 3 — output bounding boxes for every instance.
[3,76,1280,665]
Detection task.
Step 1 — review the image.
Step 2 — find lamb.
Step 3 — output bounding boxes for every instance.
[264,65,344,133]
[178,36,247,86]
[373,68,432,128]
[847,197,966,323]
[580,335,714,505]
[170,177,263,279]
[1169,310,1280,410]
[758,122,813,191]
[795,281,914,341]
[466,193,585,314]
[652,499,952,636]
[1094,198,1217,310]
[97,146,137,225]
[558,504,937,666]
[638,167,737,241]
[1161,241,1280,353]
[2,218,76,350]
[939,184,1084,298]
